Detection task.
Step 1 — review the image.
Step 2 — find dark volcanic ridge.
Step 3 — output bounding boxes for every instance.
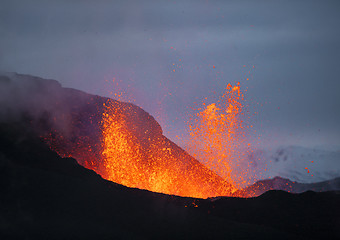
[0,121,339,240]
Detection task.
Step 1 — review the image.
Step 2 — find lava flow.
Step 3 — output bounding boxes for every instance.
[42,82,252,198]
[100,99,236,198]
[97,82,253,198]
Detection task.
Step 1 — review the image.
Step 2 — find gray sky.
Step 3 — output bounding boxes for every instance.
[1,0,340,148]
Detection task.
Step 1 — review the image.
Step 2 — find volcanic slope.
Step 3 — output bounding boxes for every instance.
[0,122,339,240]
[0,72,234,198]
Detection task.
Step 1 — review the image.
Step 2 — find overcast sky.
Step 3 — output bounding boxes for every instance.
[1,0,340,149]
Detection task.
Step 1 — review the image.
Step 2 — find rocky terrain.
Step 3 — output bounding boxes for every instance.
[0,122,339,239]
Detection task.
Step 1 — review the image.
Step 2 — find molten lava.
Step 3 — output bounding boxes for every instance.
[42,82,253,199]
[100,99,236,198]
[187,82,251,188]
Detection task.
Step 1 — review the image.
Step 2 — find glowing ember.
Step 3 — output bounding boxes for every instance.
[186,82,251,188]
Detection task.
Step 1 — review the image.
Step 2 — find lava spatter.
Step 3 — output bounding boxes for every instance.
[187,82,252,189]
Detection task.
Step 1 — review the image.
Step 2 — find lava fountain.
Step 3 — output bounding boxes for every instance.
[100,99,237,198]
[42,81,252,198]
[187,82,253,189]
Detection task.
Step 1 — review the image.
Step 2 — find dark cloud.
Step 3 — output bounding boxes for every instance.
[1,0,340,148]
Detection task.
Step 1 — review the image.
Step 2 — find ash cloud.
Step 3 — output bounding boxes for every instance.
[0,72,61,120]
[0,72,92,138]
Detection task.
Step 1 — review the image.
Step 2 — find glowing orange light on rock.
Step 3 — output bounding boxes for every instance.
[101,103,145,188]
[100,99,237,198]
[42,80,255,198]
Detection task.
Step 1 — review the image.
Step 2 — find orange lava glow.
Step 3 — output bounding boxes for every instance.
[186,82,252,189]
[100,99,237,198]
[42,81,255,198]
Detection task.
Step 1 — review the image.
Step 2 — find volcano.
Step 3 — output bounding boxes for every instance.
[0,72,236,198]
[0,72,339,239]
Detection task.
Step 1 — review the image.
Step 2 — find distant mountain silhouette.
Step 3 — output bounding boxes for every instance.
[236,176,340,197]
